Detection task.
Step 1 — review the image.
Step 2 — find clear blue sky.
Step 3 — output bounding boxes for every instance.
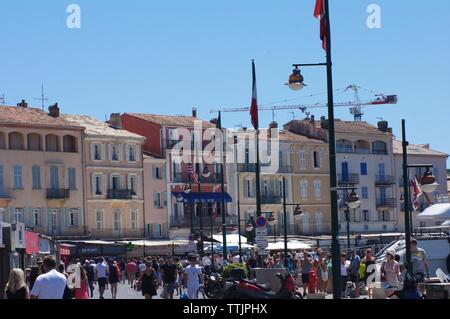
[1,1,449,166]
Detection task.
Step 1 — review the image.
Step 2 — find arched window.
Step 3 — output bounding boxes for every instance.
[46,134,59,152]
[9,132,24,150]
[0,132,6,149]
[336,139,353,153]
[372,141,387,155]
[354,140,370,154]
[63,135,77,152]
[27,133,42,151]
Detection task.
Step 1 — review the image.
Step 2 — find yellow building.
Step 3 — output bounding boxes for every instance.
[63,114,145,239]
[229,126,331,238]
[0,102,85,237]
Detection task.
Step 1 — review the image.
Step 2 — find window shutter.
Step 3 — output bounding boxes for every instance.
[153,192,158,208]
[252,180,256,198]
[91,174,96,196]
[108,144,112,161]
[153,224,159,239]
[162,224,168,238]
[90,144,95,160]
[163,191,168,207]
[102,174,107,194]
[136,175,142,197]
[161,165,166,180]
[100,144,106,160]
[319,150,324,168]
[152,165,156,179]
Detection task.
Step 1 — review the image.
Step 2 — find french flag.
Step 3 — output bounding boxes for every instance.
[314,0,327,51]
[250,60,259,130]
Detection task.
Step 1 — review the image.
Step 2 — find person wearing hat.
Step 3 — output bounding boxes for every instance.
[380,249,400,289]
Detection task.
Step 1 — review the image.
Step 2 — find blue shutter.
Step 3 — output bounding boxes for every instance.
[50,166,58,189]
[162,224,169,238]
[68,168,76,190]
[341,162,349,181]
[360,163,367,176]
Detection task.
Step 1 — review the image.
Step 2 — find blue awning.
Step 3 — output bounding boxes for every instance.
[172,192,232,203]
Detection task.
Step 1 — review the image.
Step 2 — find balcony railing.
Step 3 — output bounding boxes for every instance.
[0,188,13,199]
[107,189,133,200]
[33,226,87,237]
[170,215,233,229]
[375,175,396,185]
[338,174,360,185]
[336,146,353,154]
[376,198,397,208]
[261,195,283,204]
[354,148,371,154]
[46,189,70,199]
[372,149,388,155]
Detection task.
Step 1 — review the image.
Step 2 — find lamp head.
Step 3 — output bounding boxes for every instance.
[420,170,439,193]
[268,212,276,226]
[347,190,361,209]
[286,66,306,91]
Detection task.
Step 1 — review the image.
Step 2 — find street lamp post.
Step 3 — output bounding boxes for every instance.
[234,135,243,263]
[287,0,341,298]
[401,119,439,276]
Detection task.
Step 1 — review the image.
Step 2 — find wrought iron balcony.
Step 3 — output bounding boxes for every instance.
[338,174,360,185]
[261,195,283,204]
[107,189,133,200]
[376,198,397,208]
[238,163,257,173]
[375,175,396,185]
[46,189,70,199]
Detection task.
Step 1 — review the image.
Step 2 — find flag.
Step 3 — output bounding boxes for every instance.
[250,60,259,130]
[187,163,198,183]
[411,176,423,212]
[314,0,327,51]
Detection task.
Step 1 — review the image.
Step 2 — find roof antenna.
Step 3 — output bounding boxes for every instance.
[34,84,48,110]
[0,94,5,105]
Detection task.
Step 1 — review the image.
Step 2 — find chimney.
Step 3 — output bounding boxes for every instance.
[310,115,315,124]
[17,100,28,108]
[192,107,197,118]
[48,103,60,117]
[268,121,278,138]
[377,120,389,133]
[210,118,218,126]
[320,116,329,129]
[109,113,123,129]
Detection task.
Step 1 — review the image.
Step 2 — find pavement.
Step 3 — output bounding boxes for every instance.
[91,281,206,300]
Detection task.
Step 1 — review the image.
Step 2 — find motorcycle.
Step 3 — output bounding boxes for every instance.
[203,271,226,299]
[223,272,302,299]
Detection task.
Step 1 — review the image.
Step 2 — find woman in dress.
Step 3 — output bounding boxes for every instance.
[108,259,120,299]
[4,268,29,299]
[75,265,89,299]
[140,261,157,299]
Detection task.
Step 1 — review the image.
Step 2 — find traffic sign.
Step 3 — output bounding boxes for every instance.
[256,216,267,228]
[255,227,267,236]
[255,239,268,248]
[257,248,269,256]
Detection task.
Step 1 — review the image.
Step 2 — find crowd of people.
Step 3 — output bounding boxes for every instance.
[3,238,430,299]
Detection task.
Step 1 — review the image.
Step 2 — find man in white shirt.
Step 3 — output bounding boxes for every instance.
[95,257,109,299]
[30,255,67,299]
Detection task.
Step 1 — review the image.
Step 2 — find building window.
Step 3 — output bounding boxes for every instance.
[69,209,77,226]
[314,180,321,199]
[361,186,369,199]
[94,175,102,195]
[13,166,23,189]
[360,163,367,176]
[245,179,253,198]
[362,210,370,222]
[131,209,138,230]
[50,166,59,189]
[299,152,306,169]
[153,166,162,179]
[111,145,119,161]
[95,210,104,229]
[313,151,320,168]
[129,175,136,195]
[0,166,3,192]
[113,209,121,230]
[153,192,161,208]
[263,180,269,197]
[128,145,136,162]
[300,180,308,199]
[380,210,390,222]
[93,144,101,160]
[68,168,76,190]
[33,209,40,227]
[162,191,168,208]
[372,141,387,155]
[32,166,41,189]
[14,208,23,223]
[315,212,323,233]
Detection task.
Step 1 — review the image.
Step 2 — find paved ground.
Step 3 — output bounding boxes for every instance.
[91,281,206,300]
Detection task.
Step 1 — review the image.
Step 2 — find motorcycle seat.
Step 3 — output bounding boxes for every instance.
[243,279,272,291]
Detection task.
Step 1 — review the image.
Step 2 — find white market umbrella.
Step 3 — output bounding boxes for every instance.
[417,204,450,220]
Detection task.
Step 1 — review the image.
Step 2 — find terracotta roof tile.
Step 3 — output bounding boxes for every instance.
[0,105,83,130]
[126,113,215,128]
[393,140,448,156]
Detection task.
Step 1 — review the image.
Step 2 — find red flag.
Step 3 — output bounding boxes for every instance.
[250,60,258,130]
[411,176,423,212]
[314,0,327,51]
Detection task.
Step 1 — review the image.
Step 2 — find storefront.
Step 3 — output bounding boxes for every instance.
[59,244,76,265]
[25,230,40,267]
[63,240,127,259]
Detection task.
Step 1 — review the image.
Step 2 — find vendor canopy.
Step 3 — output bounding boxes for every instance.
[267,241,312,251]
[417,203,450,220]
[212,234,247,244]
[172,192,232,203]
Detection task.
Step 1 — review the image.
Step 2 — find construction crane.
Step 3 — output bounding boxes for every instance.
[210,85,398,122]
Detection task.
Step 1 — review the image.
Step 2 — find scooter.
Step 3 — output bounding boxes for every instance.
[203,270,226,299]
[223,272,302,299]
